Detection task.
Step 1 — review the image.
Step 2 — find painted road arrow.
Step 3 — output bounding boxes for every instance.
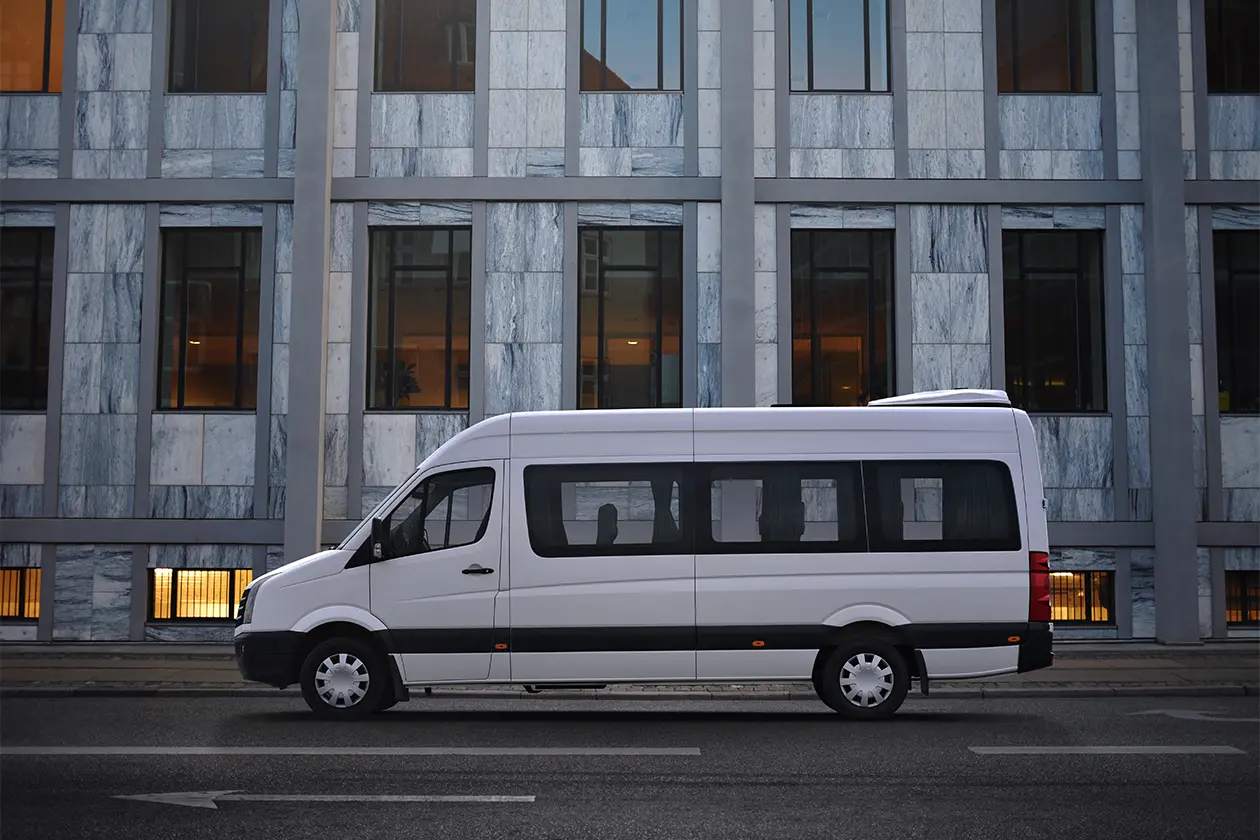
[1128,709,1260,723]
[114,791,536,809]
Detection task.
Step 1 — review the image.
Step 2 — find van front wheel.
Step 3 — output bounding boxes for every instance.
[299,637,387,721]
[815,639,910,721]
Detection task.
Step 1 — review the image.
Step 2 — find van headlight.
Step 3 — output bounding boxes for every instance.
[238,585,258,624]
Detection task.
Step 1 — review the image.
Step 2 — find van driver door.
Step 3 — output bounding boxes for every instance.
[368,460,504,683]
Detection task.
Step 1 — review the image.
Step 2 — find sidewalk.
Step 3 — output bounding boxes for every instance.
[1,641,1257,700]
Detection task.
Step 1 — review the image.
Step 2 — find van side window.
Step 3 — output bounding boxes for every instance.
[386,467,495,557]
[522,464,690,557]
[863,460,1021,552]
[701,462,866,553]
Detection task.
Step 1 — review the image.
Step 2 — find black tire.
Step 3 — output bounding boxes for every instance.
[299,636,387,721]
[814,638,910,721]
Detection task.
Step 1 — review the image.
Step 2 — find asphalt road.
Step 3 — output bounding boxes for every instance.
[2,694,1257,840]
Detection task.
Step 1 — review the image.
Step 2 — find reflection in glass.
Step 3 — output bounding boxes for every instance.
[375,0,476,91]
[0,228,53,410]
[581,0,682,91]
[150,568,252,620]
[368,228,472,410]
[789,0,890,92]
[0,0,65,92]
[1206,0,1260,93]
[168,0,269,93]
[578,228,683,409]
[791,230,894,406]
[996,0,1096,93]
[1213,231,1259,414]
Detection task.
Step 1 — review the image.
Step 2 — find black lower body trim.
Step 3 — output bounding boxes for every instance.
[1016,622,1054,673]
[234,630,303,687]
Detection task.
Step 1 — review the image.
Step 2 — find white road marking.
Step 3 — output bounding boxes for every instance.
[3,746,701,757]
[969,746,1247,755]
[114,790,535,809]
[1128,709,1260,723]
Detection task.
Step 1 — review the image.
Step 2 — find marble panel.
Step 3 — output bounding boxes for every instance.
[999,150,1052,179]
[0,204,57,226]
[163,96,215,150]
[789,204,894,228]
[485,273,564,344]
[160,150,213,178]
[324,486,349,520]
[110,149,146,177]
[754,271,776,343]
[324,343,351,414]
[1125,344,1149,417]
[418,414,470,462]
[1114,32,1138,92]
[698,89,721,149]
[1127,416,1151,489]
[337,0,360,31]
[1225,489,1260,522]
[269,486,286,518]
[211,151,265,177]
[1212,205,1260,230]
[906,91,946,151]
[1049,548,1117,570]
[943,32,983,90]
[631,148,684,177]
[0,415,45,485]
[73,150,110,178]
[1051,151,1105,179]
[1224,548,1260,570]
[117,0,153,32]
[0,486,42,517]
[323,414,348,488]
[77,33,114,91]
[1220,417,1260,488]
[1210,151,1260,180]
[211,203,264,227]
[74,92,112,150]
[1046,488,1114,521]
[699,149,721,176]
[755,344,777,407]
[59,485,133,517]
[698,273,721,344]
[754,149,776,178]
[1117,151,1141,180]
[699,30,721,88]
[359,487,394,519]
[1123,273,1146,345]
[697,204,721,272]
[1,151,57,178]
[488,90,527,148]
[282,32,299,88]
[53,545,132,641]
[202,415,255,486]
[269,415,287,487]
[950,344,990,390]
[525,148,564,178]
[906,32,944,91]
[1130,549,1154,638]
[367,201,472,227]
[150,413,204,485]
[214,96,266,150]
[910,205,987,273]
[271,345,289,413]
[790,149,844,178]
[527,30,566,90]
[946,150,984,179]
[0,544,41,566]
[486,203,563,273]
[1208,96,1260,151]
[697,344,721,408]
[489,148,527,177]
[1116,93,1141,151]
[484,343,563,415]
[698,0,721,29]
[1120,206,1145,273]
[363,414,417,486]
[101,274,141,342]
[3,95,59,149]
[946,91,984,150]
[1030,416,1114,488]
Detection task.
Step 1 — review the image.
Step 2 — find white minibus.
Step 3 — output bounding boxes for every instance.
[234,388,1054,721]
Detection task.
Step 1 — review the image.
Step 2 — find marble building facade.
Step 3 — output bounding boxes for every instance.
[0,0,1256,644]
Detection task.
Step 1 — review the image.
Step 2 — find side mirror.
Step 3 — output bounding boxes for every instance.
[371,517,391,560]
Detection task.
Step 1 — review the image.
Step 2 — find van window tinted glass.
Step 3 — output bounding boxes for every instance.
[863,460,1021,552]
[523,464,689,557]
[704,462,866,553]
[386,467,494,557]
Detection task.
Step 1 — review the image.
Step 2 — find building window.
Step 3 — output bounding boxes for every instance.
[1214,231,1259,414]
[790,229,894,407]
[703,461,866,553]
[0,568,40,620]
[374,0,476,92]
[522,463,689,557]
[789,0,890,92]
[168,0,269,93]
[996,0,1097,93]
[0,0,64,92]
[381,467,495,557]
[1225,571,1260,625]
[158,229,263,410]
[368,228,472,410]
[863,460,1022,553]
[581,0,682,91]
[578,228,682,409]
[150,568,253,621]
[1003,230,1106,412]
[0,229,54,411]
[1049,570,1114,624]
[1206,0,1259,93]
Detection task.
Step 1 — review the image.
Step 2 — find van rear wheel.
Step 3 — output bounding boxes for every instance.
[299,636,387,721]
[815,639,910,721]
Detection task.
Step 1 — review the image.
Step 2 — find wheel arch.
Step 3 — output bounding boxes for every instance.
[292,620,408,704]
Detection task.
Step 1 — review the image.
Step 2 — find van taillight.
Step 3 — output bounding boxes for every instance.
[1029,551,1051,622]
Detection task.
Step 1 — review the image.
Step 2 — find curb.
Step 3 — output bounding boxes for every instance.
[2,684,1255,700]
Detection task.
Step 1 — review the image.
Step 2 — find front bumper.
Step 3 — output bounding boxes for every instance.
[1016,622,1054,673]
[234,630,303,688]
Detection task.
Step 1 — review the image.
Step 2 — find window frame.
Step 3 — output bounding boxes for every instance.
[377,466,497,561]
[1048,569,1115,625]
[789,0,892,93]
[373,0,477,92]
[1225,570,1260,626]
[1003,229,1108,413]
[1205,0,1260,94]
[580,0,685,92]
[577,226,684,410]
[0,227,55,412]
[790,228,895,407]
[697,460,870,555]
[156,227,263,411]
[0,567,41,620]
[166,0,270,94]
[1213,231,1259,415]
[148,567,253,623]
[996,0,1098,94]
[366,226,472,411]
[0,0,63,93]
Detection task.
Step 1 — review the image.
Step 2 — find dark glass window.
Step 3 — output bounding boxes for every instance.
[168,0,269,93]
[1049,570,1114,624]
[578,228,682,409]
[0,228,54,411]
[0,567,40,619]
[581,0,682,91]
[791,229,894,406]
[1003,230,1106,412]
[1214,231,1259,414]
[863,460,1022,553]
[375,0,476,92]
[368,228,472,410]
[158,229,263,409]
[1206,0,1260,93]
[703,461,867,554]
[522,463,689,558]
[0,0,64,92]
[996,0,1096,93]
[789,0,890,92]
[150,568,252,621]
[1225,571,1260,625]
[380,467,495,558]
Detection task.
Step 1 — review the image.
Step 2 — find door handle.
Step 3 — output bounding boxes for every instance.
[462,564,494,575]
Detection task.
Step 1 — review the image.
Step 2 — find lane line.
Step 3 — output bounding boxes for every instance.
[3,746,701,757]
[969,746,1247,755]
[114,790,535,809]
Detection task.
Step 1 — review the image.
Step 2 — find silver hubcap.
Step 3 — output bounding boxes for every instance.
[839,652,894,707]
[314,653,370,708]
